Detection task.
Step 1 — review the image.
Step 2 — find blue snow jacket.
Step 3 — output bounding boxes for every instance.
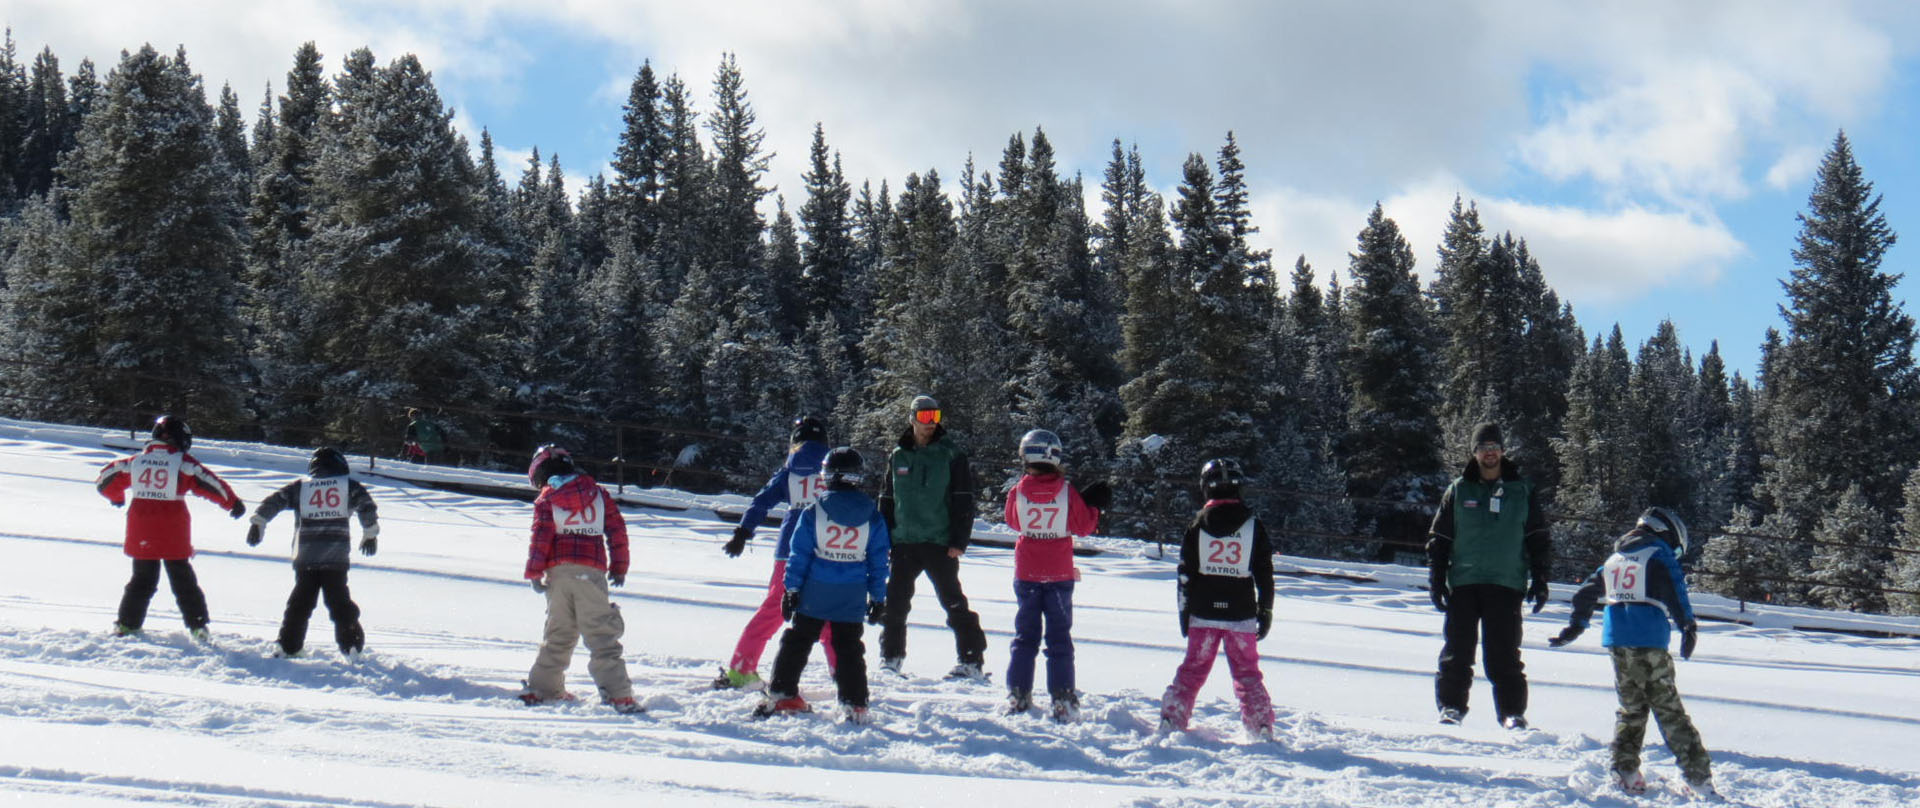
[1565,529,1697,649]
[785,487,891,623]
[738,441,831,560]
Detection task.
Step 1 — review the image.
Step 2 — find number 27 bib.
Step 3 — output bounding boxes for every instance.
[1016,492,1068,539]
[814,507,870,563]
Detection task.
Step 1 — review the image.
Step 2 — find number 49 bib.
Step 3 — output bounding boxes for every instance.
[814,506,870,563]
[299,477,349,519]
[130,451,184,501]
[1199,520,1256,578]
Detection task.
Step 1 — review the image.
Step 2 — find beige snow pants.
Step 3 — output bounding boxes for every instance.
[528,563,633,700]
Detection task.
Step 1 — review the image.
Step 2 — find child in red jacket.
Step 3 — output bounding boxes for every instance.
[95,415,244,639]
[1001,429,1109,723]
[519,445,641,714]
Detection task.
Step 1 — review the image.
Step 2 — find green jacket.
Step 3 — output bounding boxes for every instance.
[879,427,975,549]
[1426,458,1550,591]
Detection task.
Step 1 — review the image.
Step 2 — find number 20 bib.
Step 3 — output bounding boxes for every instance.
[299,477,349,519]
[1199,520,1256,578]
[554,495,605,535]
[1016,492,1068,539]
[131,451,184,501]
[1602,547,1659,605]
[814,506,870,563]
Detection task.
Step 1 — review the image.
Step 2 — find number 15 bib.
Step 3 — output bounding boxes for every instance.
[1199,520,1256,578]
[814,506,870,563]
[1602,547,1658,605]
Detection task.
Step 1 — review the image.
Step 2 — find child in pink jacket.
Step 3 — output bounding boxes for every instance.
[1001,429,1109,722]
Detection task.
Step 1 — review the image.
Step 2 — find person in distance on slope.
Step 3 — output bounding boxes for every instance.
[1001,429,1108,723]
[1156,458,1277,741]
[95,415,245,640]
[246,447,380,658]
[757,447,891,723]
[711,415,838,690]
[1549,507,1714,798]
[520,445,642,714]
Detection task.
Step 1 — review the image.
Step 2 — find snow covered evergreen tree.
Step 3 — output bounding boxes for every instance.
[610,60,666,256]
[1551,327,1637,577]
[1890,467,1920,615]
[18,47,75,201]
[1808,484,1891,613]
[798,123,858,351]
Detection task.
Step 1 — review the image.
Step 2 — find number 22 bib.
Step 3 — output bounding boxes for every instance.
[813,506,870,563]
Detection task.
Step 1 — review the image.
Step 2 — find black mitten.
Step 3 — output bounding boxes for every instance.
[724,525,752,557]
[245,524,262,547]
[781,589,800,621]
[1079,481,1113,511]
[1548,625,1584,647]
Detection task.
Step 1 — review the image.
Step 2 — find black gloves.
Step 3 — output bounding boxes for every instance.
[360,537,377,557]
[867,600,886,625]
[1548,625,1584,647]
[1527,576,1551,614]
[609,572,625,587]
[1680,623,1697,660]
[1428,569,1449,612]
[245,524,262,547]
[228,500,246,519]
[724,525,752,557]
[530,578,547,594]
[1178,610,1190,638]
[1257,607,1273,640]
[1079,481,1114,511]
[781,589,800,621]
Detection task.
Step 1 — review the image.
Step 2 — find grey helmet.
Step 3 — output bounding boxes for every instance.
[1636,506,1689,556]
[1019,429,1065,469]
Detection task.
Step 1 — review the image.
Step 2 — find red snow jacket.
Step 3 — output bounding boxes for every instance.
[96,442,241,560]
[525,474,629,579]
[1005,472,1099,583]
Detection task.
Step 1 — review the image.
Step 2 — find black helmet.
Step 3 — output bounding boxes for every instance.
[309,447,349,477]
[1200,458,1245,499]
[527,444,576,488]
[823,446,863,487]
[1635,506,1689,556]
[791,414,828,444]
[152,415,192,451]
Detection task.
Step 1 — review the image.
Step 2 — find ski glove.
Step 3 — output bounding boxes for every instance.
[1548,625,1584,647]
[245,524,263,547]
[1079,481,1114,511]
[781,589,800,621]
[1680,623,1697,660]
[228,500,246,519]
[608,572,625,587]
[529,578,547,595]
[1527,576,1551,614]
[724,525,752,557]
[1428,571,1449,612]
[866,600,886,625]
[1257,607,1273,640]
[359,537,377,557]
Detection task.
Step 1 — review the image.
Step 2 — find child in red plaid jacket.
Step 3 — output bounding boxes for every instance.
[520,445,639,713]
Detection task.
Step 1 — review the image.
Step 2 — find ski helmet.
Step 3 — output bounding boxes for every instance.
[1200,458,1246,499]
[1635,506,1689,556]
[151,415,192,451]
[309,447,349,477]
[527,444,575,489]
[1019,429,1065,469]
[823,446,863,487]
[791,414,828,444]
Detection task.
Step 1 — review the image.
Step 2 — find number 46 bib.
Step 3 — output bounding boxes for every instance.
[813,506,870,563]
[299,477,349,519]
[1200,520,1256,578]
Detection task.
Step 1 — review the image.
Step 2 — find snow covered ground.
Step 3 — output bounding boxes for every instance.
[1,419,1917,807]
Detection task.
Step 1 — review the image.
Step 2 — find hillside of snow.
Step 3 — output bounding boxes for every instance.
[1,419,1917,807]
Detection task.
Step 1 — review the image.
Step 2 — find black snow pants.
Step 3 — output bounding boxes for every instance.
[879,543,987,664]
[118,559,209,630]
[278,568,364,654]
[769,614,869,707]
[1435,583,1528,720]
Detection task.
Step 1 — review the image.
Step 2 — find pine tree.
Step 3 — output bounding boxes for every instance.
[702,52,769,309]
[0,31,25,206]
[1807,484,1891,613]
[0,196,88,416]
[610,61,666,254]
[1552,327,1637,577]
[1889,467,1920,615]
[212,83,250,204]
[765,196,804,339]
[18,47,72,200]
[798,123,856,346]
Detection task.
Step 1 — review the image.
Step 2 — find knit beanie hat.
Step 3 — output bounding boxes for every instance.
[1470,422,1503,452]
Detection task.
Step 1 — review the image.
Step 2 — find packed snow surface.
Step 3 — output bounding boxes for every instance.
[1,419,1916,806]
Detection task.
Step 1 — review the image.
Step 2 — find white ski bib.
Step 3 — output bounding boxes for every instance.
[1200,520,1257,578]
[814,507,870,563]
[130,451,183,501]
[554,495,606,536]
[1602,547,1658,605]
[1016,492,1069,539]
[787,470,826,508]
[298,477,349,519]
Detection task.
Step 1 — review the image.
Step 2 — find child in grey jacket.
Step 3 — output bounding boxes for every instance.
[248,447,380,657]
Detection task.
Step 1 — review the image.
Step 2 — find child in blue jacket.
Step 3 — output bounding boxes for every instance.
[757,447,890,723]
[1550,506,1714,798]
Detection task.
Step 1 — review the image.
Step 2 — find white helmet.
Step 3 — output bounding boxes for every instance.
[1019,429,1064,468]
[1636,506,1689,556]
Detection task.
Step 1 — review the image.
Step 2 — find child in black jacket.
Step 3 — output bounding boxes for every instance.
[247,447,380,657]
[1157,459,1276,740]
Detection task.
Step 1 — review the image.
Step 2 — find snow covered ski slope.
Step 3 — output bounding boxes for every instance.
[1,421,1917,806]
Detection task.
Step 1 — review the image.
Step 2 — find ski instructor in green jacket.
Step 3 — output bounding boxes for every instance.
[1426,422,1551,730]
[877,395,990,679]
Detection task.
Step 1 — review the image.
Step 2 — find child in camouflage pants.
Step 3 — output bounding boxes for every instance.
[1549,507,1714,797]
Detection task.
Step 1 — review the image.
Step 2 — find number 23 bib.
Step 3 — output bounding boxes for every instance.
[1200,520,1256,578]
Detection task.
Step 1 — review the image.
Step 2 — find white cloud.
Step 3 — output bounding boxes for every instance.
[1765,145,1824,192]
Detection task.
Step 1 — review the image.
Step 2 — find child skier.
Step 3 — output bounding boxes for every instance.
[95,415,245,640]
[246,447,380,658]
[1549,506,1715,798]
[1157,458,1277,741]
[712,415,837,690]
[756,447,890,724]
[520,445,642,714]
[1001,429,1109,722]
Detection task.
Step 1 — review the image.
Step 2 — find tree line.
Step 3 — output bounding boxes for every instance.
[1,34,1917,614]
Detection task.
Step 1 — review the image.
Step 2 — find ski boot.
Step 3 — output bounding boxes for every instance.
[711,666,764,691]
[189,627,212,644]
[1684,775,1722,801]
[518,680,577,706]
[1500,714,1529,731]
[752,693,811,719]
[606,696,646,715]
[843,703,873,725]
[270,644,303,659]
[1004,688,1033,716]
[1611,768,1648,796]
[945,661,986,682]
[1246,723,1275,742]
[111,622,142,638]
[1438,707,1465,725]
[1048,690,1080,724]
[880,657,905,676]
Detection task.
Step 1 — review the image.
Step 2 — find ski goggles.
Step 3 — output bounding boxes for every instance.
[913,408,943,425]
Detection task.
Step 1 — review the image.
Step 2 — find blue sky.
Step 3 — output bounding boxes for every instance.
[13,0,1920,378]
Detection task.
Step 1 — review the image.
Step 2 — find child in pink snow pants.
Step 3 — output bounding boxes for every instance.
[1159,458,1276,739]
[714,416,838,689]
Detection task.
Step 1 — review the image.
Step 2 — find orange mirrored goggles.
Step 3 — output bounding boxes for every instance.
[913,409,942,425]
